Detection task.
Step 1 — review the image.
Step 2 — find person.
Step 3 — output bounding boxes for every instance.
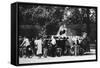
[74,39,79,56]
[34,37,43,58]
[64,39,70,55]
[19,36,23,57]
[20,36,30,57]
[26,38,35,57]
[43,39,48,58]
[51,36,56,45]
[20,36,30,47]
[51,36,57,57]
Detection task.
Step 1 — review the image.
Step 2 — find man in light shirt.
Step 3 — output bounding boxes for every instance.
[20,36,30,57]
[21,37,30,47]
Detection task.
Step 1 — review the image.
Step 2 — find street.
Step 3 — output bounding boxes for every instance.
[19,49,96,64]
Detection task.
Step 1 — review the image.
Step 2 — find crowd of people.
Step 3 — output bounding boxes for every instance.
[19,24,90,58]
[19,34,90,58]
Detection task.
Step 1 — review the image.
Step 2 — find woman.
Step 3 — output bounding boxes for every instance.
[34,37,43,58]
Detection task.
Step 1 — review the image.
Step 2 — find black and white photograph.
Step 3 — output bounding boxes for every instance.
[11,2,97,65]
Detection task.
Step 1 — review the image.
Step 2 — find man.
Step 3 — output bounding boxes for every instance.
[20,36,30,47]
[20,36,30,57]
[64,39,70,55]
[30,38,36,56]
[43,39,48,58]
[50,36,57,57]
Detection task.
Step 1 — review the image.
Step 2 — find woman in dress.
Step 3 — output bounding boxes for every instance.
[34,37,43,58]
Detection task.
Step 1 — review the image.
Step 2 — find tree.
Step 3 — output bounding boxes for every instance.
[19,5,96,39]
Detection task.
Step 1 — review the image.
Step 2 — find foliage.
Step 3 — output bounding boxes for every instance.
[19,5,96,39]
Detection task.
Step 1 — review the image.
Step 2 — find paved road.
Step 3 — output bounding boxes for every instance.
[19,49,96,64]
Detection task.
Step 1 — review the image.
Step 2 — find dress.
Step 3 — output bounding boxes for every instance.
[34,39,43,55]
